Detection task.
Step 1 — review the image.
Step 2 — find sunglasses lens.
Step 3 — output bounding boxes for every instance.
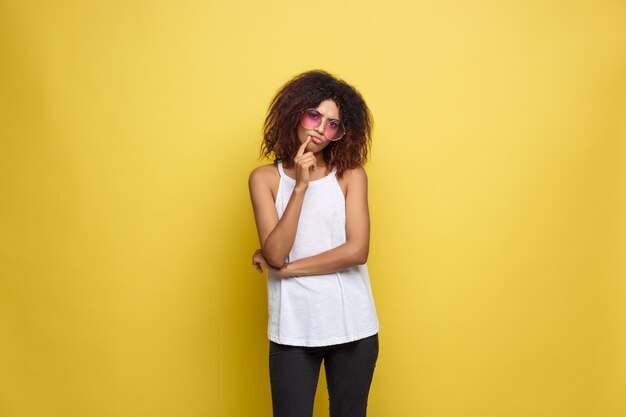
[301,109,321,130]
[324,120,345,141]
[300,109,346,141]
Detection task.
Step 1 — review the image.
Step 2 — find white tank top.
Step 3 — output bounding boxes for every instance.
[266,161,379,347]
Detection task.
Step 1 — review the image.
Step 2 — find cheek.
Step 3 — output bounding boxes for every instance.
[297,126,309,142]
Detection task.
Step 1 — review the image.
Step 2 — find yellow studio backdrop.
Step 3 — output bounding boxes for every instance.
[1,0,625,416]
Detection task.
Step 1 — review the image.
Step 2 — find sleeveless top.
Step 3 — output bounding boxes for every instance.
[266,161,380,347]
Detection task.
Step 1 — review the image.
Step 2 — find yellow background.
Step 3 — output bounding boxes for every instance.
[1,1,625,416]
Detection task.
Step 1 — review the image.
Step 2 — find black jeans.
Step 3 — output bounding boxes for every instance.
[269,334,379,417]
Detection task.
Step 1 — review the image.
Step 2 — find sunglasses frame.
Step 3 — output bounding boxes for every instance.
[299,108,346,141]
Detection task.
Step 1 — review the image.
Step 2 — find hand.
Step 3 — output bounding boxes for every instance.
[252,249,292,277]
[294,136,316,190]
[252,248,267,273]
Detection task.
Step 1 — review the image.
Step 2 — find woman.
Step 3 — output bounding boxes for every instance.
[249,70,380,417]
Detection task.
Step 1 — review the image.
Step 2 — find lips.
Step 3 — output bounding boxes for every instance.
[310,135,323,145]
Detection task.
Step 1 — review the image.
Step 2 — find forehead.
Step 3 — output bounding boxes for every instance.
[314,99,340,119]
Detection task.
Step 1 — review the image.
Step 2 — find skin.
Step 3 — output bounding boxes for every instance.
[248,99,370,278]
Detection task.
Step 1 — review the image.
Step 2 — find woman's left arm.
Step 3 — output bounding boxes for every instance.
[262,167,370,277]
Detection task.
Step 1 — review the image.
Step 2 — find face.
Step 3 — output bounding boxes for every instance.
[297,99,341,153]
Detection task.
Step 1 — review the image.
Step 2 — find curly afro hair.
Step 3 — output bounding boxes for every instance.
[261,70,373,178]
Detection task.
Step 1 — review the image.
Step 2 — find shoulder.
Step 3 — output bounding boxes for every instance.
[342,166,368,186]
[249,163,279,187]
[337,166,367,197]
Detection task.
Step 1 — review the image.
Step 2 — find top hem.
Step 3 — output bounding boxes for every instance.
[268,326,380,347]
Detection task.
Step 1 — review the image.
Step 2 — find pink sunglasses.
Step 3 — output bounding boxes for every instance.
[300,108,346,141]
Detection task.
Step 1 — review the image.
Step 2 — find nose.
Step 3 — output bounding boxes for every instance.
[314,119,327,136]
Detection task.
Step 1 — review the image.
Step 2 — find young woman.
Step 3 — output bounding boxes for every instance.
[249,70,380,417]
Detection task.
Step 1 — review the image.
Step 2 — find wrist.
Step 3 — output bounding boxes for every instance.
[281,261,295,277]
[293,184,308,194]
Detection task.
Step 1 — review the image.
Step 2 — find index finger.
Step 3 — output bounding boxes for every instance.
[296,136,311,157]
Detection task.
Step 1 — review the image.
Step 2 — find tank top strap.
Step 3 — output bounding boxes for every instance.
[277,161,285,177]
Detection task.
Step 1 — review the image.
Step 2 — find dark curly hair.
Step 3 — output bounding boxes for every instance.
[261,70,373,178]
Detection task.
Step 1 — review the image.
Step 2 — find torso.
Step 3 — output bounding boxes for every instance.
[265,160,379,346]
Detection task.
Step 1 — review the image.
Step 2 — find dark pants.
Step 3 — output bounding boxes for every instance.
[269,334,379,417]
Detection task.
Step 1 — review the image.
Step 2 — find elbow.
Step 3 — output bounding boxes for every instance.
[263,249,287,269]
[353,245,369,265]
[268,259,287,269]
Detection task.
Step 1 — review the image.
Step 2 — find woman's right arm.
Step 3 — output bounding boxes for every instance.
[249,137,315,268]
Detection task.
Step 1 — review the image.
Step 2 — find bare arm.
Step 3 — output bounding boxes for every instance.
[249,137,316,267]
[255,166,370,277]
